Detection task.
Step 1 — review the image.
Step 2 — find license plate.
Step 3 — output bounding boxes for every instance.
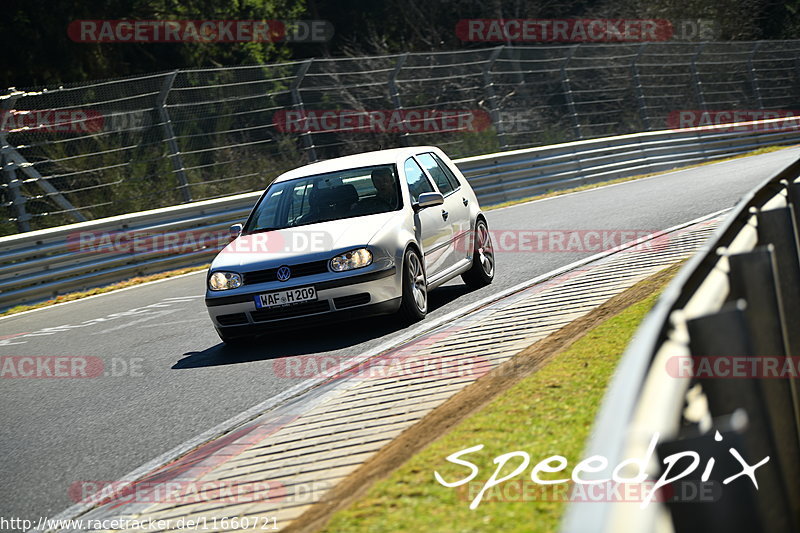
[254,286,317,308]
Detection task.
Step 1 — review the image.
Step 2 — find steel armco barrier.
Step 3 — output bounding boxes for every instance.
[0,117,798,311]
[561,154,800,532]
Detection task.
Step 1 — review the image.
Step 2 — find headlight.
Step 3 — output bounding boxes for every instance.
[330,248,373,272]
[208,271,242,291]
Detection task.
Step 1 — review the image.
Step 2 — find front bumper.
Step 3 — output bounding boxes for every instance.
[205,265,399,332]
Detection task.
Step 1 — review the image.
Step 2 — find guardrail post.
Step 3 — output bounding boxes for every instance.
[756,206,800,452]
[157,71,192,203]
[482,46,508,149]
[756,208,800,355]
[686,301,797,532]
[388,53,409,147]
[1,150,31,232]
[560,45,582,140]
[748,43,763,108]
[632,43,651,131]
[727,246,788,356]
[656,412,761,532]
[690,43,708,111]
[786,180,800,242]
[291,59,317,162]
[726,247,800,523]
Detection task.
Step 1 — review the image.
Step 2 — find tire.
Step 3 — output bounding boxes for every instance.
[399,248,427,322]
[462,218,495,288]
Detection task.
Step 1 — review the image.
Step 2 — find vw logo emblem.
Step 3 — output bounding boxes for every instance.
[276,265,292,282]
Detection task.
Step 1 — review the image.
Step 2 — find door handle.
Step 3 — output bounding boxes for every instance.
[441,209,449,221]
[462,197,469,207]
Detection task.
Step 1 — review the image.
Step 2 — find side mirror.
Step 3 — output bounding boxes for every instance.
[229,223,243,241]
[415,192,444,210]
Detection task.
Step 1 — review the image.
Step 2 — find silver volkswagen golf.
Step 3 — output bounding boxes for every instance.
[205,146,495,343]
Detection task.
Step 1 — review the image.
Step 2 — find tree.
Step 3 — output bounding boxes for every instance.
[0,0,306,89]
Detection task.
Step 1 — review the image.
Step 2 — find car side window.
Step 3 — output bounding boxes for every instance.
[404,157,435,203]
[416,153,454,195]
[429,152,461,191]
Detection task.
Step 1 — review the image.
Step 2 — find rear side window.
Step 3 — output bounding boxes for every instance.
[404,157,435,202]
[416,153,455,195]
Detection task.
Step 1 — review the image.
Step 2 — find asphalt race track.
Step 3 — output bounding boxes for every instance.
[2,146,799,521]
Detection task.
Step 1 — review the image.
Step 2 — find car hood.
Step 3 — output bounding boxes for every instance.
[211,211,398,270]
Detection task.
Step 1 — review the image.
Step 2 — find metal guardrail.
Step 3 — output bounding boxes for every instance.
[459,118,800,205]
[0,118,798,311]
[562,153,800,532]
[0,192,258,311]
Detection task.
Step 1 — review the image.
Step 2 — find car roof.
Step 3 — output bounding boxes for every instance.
[273,146,441,183]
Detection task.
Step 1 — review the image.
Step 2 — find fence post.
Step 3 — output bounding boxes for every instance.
[795,56,800,88]
[748,42,763,108]
[690,43,708,111]
[560,45,582,140]
[388,53,409,147]
[1,150,31,232]
[632,43,651,131]
[157,71,191,203]
[291,59,317,162]
[482,46,507,150]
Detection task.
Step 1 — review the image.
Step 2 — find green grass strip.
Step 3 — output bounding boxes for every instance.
[322,277,669,533]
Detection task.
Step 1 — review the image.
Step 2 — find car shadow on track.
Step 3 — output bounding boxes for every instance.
[173,283,473,369]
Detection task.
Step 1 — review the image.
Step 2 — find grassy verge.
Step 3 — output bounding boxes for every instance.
[317,268,676,533]
[484,145,789,211]
[0,264,209,318]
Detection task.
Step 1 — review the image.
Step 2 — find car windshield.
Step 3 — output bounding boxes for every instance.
[245,164,402,232]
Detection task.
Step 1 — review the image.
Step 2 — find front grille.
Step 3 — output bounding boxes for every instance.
[250,300,331,322]
[217,313,249,326]
[333,293,371,309]
[243,260,329,285]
